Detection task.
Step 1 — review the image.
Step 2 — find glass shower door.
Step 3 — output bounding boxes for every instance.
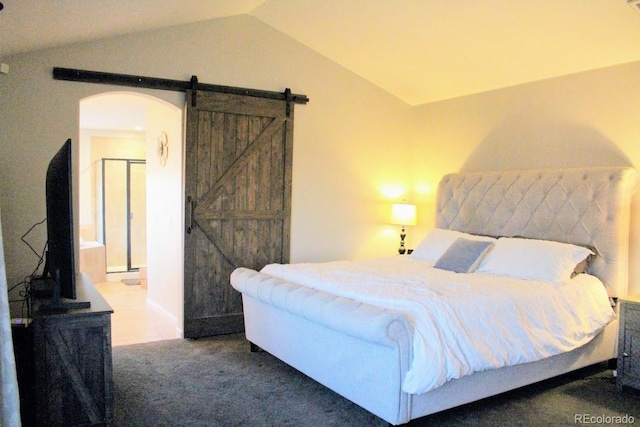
[102,159,147,273]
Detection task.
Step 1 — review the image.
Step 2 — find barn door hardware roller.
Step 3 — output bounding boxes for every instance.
[190,75,198,108]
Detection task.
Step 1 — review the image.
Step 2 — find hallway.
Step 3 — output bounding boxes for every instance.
[95,281,179,346]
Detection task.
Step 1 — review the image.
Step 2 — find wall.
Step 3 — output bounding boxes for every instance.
[410,60,640,294]
[0,15,413,316]
[142,98,183,328]
[2,13,637,310]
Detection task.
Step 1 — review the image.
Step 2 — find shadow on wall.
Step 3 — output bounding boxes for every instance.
[458,119,640,295]
[460,121,633,172]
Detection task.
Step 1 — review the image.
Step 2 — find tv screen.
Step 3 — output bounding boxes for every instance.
[45,139,76,298]
[41,139,90,311]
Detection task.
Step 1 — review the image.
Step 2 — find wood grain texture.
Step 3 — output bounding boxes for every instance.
[617,297,640,391]
[184,90,294,338]
[32,275,113,426]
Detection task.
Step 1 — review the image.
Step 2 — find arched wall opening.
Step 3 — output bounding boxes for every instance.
[79,91,184,337]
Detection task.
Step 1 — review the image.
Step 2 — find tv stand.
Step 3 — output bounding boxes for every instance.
[37,268,91,312]
[37,287,91,312]
[38,298,91,311]
[30,273,113,426]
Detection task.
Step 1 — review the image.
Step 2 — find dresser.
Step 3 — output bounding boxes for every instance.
[30,273,114,426]
[617,295,640,392]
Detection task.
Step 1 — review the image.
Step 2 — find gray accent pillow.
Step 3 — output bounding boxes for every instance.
[434,238,494,273]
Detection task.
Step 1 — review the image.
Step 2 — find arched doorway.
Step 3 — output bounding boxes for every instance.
[79,91,183,344]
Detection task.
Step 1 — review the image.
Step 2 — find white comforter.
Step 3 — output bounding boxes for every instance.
[261,256,613,394]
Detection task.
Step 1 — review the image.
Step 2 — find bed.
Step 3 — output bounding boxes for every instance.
[230,167,637,425]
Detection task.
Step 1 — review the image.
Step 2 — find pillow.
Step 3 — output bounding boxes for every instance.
[411,228,496,261]
[512,235,596,277]
[434,238,494,273]
[475,237,595,284]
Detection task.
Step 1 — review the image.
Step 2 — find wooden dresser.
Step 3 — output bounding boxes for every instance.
[31,273,114,426]
[617,294,640,392]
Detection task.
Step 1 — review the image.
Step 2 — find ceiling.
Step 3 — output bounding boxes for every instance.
[1,0,640,105]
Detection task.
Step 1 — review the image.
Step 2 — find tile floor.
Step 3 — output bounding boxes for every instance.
[95,281,180,346]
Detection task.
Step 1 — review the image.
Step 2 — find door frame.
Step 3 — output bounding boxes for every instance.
[100,158,146,273]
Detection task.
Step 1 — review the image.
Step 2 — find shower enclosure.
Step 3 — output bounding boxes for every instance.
[100,158,147,273]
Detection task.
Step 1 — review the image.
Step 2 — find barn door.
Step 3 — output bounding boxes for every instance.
[183,90,294,338]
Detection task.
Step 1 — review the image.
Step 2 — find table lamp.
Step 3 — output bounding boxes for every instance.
[391,203,417,254]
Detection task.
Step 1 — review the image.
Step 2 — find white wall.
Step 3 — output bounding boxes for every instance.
[0,15,414,314]
[410,60,640,295]
[143,98,183,329]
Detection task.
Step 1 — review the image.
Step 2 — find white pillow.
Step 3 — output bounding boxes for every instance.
[475,237,594,284]
[411,228,496,261]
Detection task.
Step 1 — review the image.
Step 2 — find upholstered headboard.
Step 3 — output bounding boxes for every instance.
[435,167,637,297]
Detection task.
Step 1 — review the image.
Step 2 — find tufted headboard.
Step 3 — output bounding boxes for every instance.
[435,167,637,297]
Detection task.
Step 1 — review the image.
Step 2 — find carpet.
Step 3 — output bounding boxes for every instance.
[112,334,640,426]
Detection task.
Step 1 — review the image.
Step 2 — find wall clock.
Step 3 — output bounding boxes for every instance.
[158,131,169,166]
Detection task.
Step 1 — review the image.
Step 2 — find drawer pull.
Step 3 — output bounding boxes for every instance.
[622,352,629,358]
[186,196,194,234]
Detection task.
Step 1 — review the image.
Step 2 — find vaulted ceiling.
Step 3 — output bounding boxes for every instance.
[1,0,640,105]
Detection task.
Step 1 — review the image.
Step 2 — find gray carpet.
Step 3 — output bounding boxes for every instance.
[113,334,640,426]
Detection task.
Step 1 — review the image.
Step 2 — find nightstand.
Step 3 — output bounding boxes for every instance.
[617,295,640,392]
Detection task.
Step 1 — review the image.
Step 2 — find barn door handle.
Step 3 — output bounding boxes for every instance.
[186,196,194,234]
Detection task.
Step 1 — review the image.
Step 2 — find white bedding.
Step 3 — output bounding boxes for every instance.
[261,256,613,395]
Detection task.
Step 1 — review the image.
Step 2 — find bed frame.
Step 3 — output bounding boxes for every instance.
[231,167,637,425]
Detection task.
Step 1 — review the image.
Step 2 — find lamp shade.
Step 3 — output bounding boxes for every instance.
[391,203,417,226]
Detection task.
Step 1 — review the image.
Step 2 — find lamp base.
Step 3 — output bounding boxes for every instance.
[398,226,407,255]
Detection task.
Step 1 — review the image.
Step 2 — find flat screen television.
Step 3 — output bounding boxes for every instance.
[40,139,90,311]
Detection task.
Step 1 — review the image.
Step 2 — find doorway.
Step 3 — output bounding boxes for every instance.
[79,91,184,344]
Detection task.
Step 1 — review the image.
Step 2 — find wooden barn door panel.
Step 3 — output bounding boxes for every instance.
[184,90,293,338]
